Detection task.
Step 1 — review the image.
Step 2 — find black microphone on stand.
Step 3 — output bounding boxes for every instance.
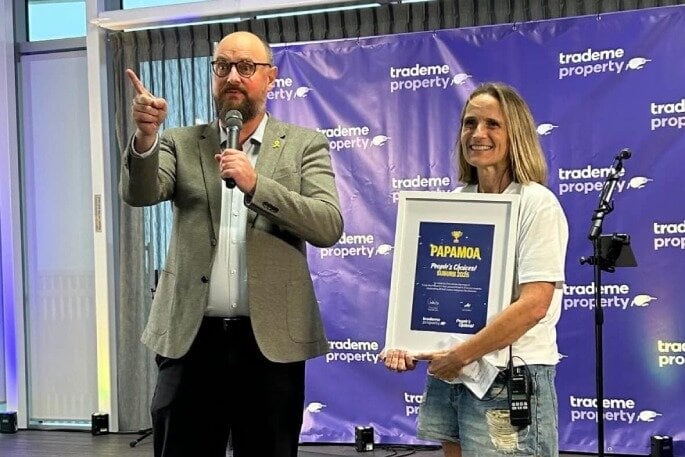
[616,148,631,160]
[222,110,243,189]
[581,147,636,457]
[588,148,632,240]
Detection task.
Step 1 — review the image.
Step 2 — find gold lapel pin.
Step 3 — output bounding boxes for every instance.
[272,139,281,149]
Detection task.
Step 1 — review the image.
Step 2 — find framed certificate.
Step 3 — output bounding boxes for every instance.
[385,191,520,362]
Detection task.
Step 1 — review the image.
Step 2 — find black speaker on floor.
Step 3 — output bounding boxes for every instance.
[91,412,109,435]
[0,411,18,433]
[651,435,673,457]
[354,425,374,452]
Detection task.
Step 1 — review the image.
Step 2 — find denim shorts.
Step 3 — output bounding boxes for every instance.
[417,365,558,456]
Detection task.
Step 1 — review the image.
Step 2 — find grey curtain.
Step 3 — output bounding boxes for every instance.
[111,28,216,431]
[111,0,684,431]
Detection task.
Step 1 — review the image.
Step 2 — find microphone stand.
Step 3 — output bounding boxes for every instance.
[129,427,153,448]
[580,149,632,457]
[130,269,159,448]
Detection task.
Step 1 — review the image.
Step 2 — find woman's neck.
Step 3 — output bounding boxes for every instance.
[477,170,512,193]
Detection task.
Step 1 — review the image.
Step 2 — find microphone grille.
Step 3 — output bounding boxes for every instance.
[224,110,243,129]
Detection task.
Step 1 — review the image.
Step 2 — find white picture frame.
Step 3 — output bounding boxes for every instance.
[385,191,520,365]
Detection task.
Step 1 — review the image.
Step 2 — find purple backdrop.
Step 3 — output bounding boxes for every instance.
[266,6,685,455]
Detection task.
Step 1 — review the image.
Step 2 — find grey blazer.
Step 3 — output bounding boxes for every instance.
[120,117,343,362]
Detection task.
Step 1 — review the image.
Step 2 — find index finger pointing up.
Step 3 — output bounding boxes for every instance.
[126,69,151,96]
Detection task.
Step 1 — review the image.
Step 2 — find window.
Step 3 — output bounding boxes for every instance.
[26,0,208,41]
[123,0,206,8]
[28,0,87,41]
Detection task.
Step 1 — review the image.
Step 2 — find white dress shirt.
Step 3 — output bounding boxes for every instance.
[205,114,268,317]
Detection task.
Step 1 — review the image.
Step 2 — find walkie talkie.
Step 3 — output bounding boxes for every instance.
[507,361,532,427]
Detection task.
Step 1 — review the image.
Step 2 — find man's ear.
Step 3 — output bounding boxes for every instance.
[267,65,278,91]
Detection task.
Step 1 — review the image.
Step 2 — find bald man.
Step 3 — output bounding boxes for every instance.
[120,31,343,457]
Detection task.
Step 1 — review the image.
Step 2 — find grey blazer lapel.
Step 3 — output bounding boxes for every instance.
[256,118,287,178]
[198,121,222,239]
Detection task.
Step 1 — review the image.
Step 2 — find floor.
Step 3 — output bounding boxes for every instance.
[0,429,597,456]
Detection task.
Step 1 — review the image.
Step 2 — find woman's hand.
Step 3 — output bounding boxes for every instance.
[380,348,417,372]
[417,349,465,381]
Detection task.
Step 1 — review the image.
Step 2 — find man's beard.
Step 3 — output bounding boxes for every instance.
[215,92,259,125]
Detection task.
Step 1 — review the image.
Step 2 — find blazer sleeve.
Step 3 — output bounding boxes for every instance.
[119,133,177,207]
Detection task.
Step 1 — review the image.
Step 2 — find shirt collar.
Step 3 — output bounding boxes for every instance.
[250,113,268,146]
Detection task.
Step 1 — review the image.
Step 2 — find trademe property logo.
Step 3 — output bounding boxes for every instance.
[556,163,652,196]
[653,220,685,251]
[563,282,657,311]
[650,97,685,131]
[325,338,381,364]
[391,174,453,203]
[305,402,326,413]
[316,125,390,152]
[657,339,685,367]
[569,395,661,424]
[389,62,471,93]
[318,232,394,260]
[404,392,423,416]
[537,122,559,136]
[301,401,326,431]
[267,77,312,101]
[558,47,651,80]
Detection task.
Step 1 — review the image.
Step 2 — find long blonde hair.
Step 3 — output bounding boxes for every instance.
[457,83,547,185]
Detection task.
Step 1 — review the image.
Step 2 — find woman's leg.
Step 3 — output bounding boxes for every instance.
[442,441,462,457]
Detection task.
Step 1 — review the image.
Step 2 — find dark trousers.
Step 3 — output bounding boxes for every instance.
[151,317,306,457]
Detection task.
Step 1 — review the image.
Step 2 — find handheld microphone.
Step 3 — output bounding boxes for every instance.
[222,110,243,189]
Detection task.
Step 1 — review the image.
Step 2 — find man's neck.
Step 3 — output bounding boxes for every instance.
[239,112,266,145]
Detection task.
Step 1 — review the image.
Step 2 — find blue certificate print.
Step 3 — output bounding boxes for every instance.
[410,222,494,334]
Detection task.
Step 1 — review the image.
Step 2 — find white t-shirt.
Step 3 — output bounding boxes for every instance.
[457,182,569,366]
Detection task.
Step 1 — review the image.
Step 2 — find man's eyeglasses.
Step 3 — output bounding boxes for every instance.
[211,60,271,78]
